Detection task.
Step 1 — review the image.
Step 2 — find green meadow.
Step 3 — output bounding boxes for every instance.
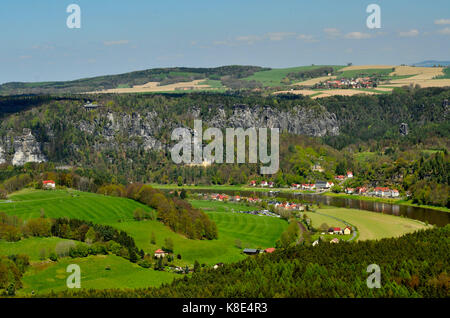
[113,199,288,265]
[243,65,343,87]
[19,255,177,296]
[1,188,152,223]
[0,237,79,261]
[315,207,430,240]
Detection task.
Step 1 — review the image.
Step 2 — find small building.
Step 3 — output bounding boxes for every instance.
[345,188,354,194]
[43,180,56,189]
[260,181,268,187]
[328,227,335,234]
[343,226,352,235]
[249,180,256,187]
[264,247,276,253]
[330,238,339,244]
[392,189,400,197]
[312,240,319,247]
[213,263,224,269]
[347,171,353,178]
[243,248,259,255]
[333,227,342,234]
[154,249,167,258]
[315,181,328,189]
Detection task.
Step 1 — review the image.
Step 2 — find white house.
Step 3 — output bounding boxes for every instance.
[43,180,55,189]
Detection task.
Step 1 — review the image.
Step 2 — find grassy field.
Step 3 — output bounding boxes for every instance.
[305,211,346,229]
[2,188,152,223]
[19,255,177,296]
[113,199,288,265]
[243,65,343,87]
[315,207,430,240]
[337,67,393,78]
[0,237,79,261]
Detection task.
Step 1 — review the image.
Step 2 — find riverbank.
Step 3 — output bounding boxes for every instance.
[322,192,450,213]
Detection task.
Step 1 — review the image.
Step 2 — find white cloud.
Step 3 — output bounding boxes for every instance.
[324,28,340,37]
[296,34,318,42]
[438,27,450,35]
[266,32,295,41]
[103,40,129,46]
[344,32,372,40]
[235,35,262,44]
[398,29,419,37]
[435,19,450,25]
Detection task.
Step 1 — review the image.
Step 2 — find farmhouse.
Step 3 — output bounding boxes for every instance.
[330,238,339,244]
[343,226,352,235]
[264,248,276,253]
[315,181,328,190]
[43,180,56,189]
[243,248,260,255]
[347,171,353,178]
[154,249,167,258]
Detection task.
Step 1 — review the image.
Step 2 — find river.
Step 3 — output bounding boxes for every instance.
[180,188,449,227]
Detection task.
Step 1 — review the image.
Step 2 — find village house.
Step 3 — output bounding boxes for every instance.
[326,181,334,188]
[335,175,346,181]
[268,181,274,188]
[391,189,400,197]
[345,188,354,194]
[43,180,56,189]
[301,183,316,190]
[347,171,353,178]
[264,248,276,253]
[343,226,352,235]
[312,240,319,247]
[154,249,167,258]
[356,187,367,195]
[330,238,339,244]
[249,180,256,187]
[315,181,328,190]
[260,181,268,187]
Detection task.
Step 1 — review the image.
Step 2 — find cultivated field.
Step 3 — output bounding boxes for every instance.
[315,207,430,240]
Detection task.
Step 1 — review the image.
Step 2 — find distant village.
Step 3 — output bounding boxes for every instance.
[313,76,378,89]
[249,170,401,199]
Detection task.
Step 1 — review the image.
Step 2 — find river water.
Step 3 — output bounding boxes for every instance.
[181,188,449,227]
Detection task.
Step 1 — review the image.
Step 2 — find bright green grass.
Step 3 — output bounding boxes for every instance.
[2,189,152,224]
[316,207,430,240]
[113,200,288,265]
[354,151,377,162]
[304,211,346,229]
[435,66,450,79]
[198,79,225,88]
[337,68,393,78]
[19,255,177,296]
[0,237,78,261]
[243,65,343,87]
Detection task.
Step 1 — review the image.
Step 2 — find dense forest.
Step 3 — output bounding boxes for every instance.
[0,86,448,207]
[44,225,450,298]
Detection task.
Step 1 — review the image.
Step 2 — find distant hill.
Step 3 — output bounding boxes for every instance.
[0,65,269,95]
[412,60,450,67]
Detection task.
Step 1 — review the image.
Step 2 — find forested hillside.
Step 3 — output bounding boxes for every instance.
[45,225,450,298]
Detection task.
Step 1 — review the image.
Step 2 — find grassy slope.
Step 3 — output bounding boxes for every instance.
[243,65,343,87]
[2,188,152,223]
[316,207,430,240]
[19,255,177,296]
[113,199,288,265]
[0,237,79,261]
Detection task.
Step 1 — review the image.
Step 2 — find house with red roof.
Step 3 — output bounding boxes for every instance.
[343,226,352,235]
[154,249,167,258]
[347,171,353,178]
[249,180,256,187]
[264,248,276,253]
[43,180,55,189]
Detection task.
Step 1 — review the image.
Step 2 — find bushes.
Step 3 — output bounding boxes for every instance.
[22,218,52,237]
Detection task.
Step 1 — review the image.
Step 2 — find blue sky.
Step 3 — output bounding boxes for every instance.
[1,0,449,83]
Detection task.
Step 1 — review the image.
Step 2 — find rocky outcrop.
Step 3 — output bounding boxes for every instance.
[11,128,47,166]
[200,104,339,137]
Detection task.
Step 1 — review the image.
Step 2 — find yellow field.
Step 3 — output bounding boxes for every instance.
[91,79,215,94]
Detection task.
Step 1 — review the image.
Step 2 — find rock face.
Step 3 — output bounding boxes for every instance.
[0,103,340,165]
[11,128,47,166]
[200,104,339,137]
